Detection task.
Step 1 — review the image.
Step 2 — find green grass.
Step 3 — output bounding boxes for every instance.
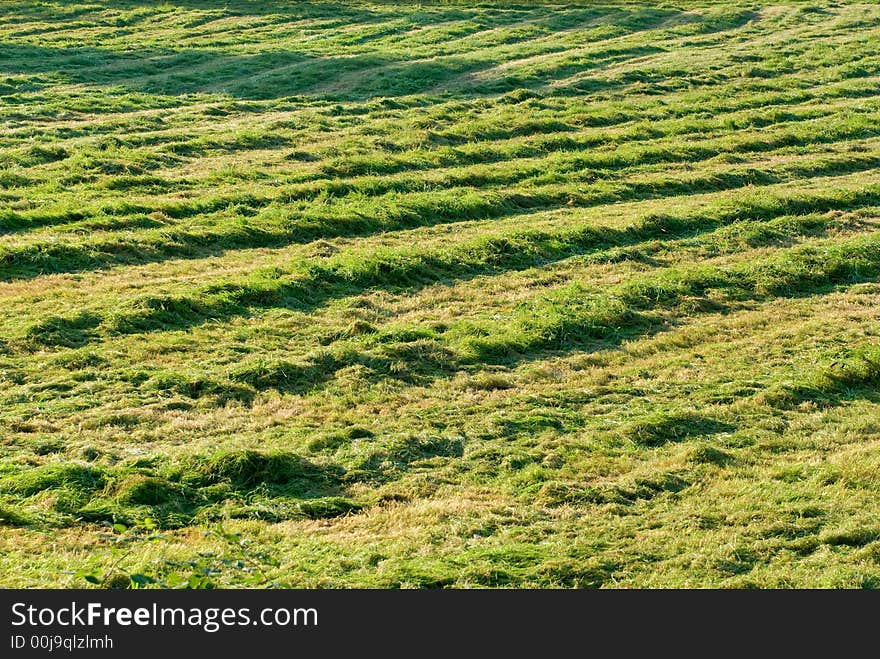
[2,0,880,588]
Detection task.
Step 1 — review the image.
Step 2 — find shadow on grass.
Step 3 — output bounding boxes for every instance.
[0,3,754,102]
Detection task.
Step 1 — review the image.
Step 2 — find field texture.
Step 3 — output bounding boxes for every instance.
[1,0,880,588]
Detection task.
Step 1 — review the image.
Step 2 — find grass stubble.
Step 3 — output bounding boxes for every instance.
[1,0,879,588]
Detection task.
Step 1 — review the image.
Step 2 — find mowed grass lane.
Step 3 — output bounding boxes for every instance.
[1,1,879,587]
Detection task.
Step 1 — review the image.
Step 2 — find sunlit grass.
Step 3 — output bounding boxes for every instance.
[1,0,879,588]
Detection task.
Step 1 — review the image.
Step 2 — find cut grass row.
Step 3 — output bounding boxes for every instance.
[3,0,880,588]
[4,143,879,281]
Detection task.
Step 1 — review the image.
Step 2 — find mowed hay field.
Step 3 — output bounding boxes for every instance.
[1,0,880,588]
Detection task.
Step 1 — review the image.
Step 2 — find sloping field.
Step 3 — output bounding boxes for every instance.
[1,0,879,587]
